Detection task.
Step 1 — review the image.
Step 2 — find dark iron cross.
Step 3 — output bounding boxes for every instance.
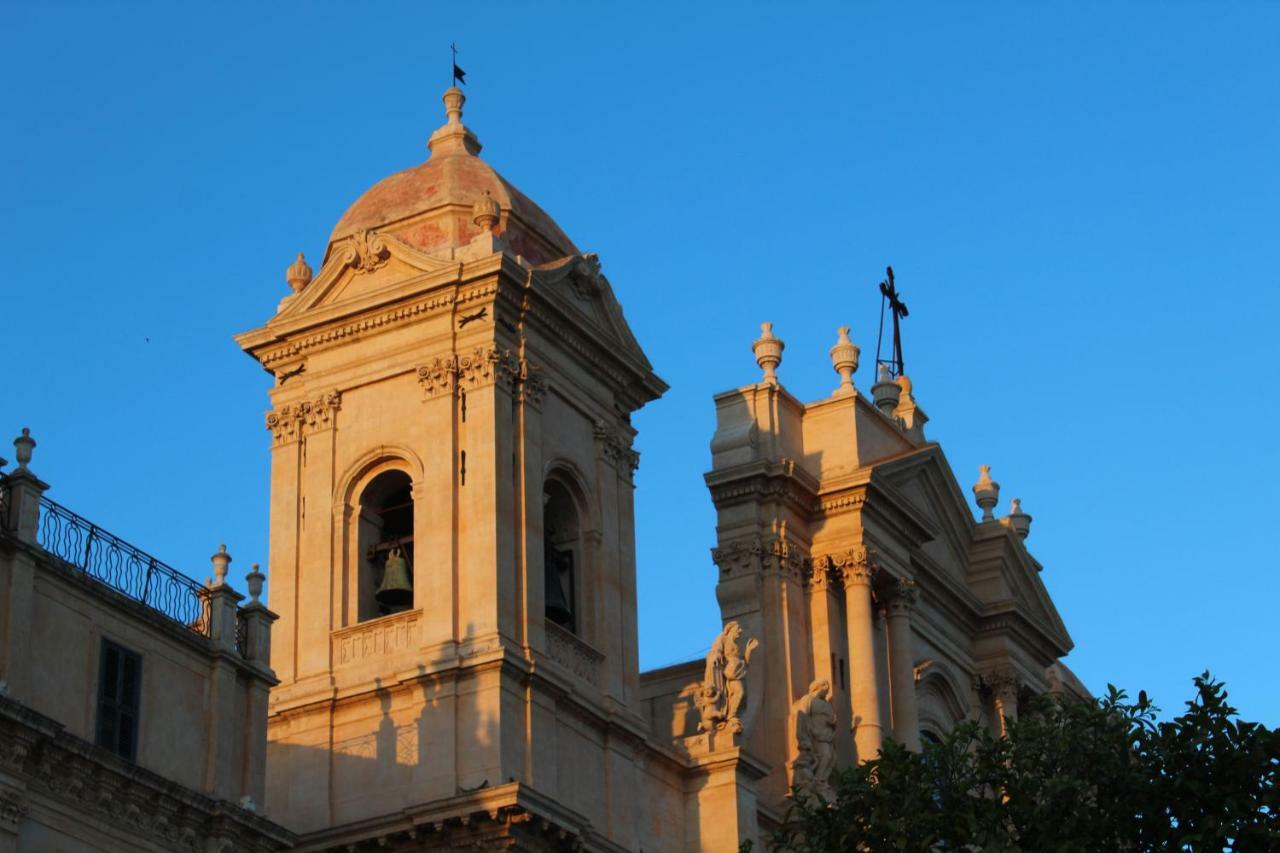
[876,265,909,378]
[451,43,466,87]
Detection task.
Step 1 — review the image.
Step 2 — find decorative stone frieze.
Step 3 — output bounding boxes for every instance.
[257,289,467,370]
[711,539,763,576]
[819,492,866,515]
[416,354,458,399]
[768,537,807,582]
[332,609,421,665]
[417,348,533,400]
[265,390,342,445]
[458,346,520,391]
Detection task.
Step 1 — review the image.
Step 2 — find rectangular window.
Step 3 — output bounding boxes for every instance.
[96,639,141,761]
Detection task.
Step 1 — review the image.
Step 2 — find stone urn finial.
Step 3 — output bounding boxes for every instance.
[972,465,1000,520]
[211,544,232,587]
[1006,498,1033,540]
[13,428,35,471]
[246,563,265,603]
[472,191,500,232]
[829,327,860,394]
[443,86,465,125]
[752,322,785,385]
[285,252,312,292]
[871,362,901,415]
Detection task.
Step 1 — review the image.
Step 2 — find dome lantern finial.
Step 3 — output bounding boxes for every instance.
[443,86,465,125]
[428,86,482,157]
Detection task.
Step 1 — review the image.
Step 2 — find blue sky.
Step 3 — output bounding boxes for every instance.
[3,2,1277,723]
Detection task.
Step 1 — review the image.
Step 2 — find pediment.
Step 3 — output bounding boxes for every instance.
[988,537,1071,652]
[528,253,655,373]
[873,447,977,584]
[873,446,1071,652]
[274,230,460,321]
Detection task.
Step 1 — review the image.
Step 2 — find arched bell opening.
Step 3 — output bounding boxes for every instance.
[542,478,580,635]
[357,469,414,622]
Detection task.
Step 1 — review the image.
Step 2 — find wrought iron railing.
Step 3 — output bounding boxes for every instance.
[36,496,211,637]
[235,613,249,657]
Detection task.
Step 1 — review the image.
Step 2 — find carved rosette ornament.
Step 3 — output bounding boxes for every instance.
[458,346,520,391]
[265,390,342,445]
[416,348,533,401]
[416,355,458,399]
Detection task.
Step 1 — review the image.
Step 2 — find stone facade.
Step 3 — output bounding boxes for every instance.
[0,442,293,850]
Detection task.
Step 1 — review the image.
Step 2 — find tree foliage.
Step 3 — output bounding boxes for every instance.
[765,674,1278,852]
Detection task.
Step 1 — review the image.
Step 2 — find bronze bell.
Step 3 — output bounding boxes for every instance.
[376,546,413,608]
[544,546,573,626]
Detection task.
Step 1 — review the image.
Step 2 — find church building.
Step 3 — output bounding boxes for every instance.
[232,86,1083,851]
[0,84,1084,852]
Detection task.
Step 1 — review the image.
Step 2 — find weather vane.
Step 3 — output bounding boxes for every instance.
[451,43,466,87]
[875,265,909,379]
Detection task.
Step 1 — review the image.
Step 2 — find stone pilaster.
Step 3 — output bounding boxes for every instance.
[885,578,921,751]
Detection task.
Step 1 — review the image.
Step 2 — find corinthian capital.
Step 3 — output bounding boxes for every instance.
[813,546,877,587]
[885,577,919,615]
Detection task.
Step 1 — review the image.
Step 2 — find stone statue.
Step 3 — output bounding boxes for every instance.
[696,621,760,734]
[790,679,837,803]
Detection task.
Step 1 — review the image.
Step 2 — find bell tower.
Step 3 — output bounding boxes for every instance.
[236,87,666,849]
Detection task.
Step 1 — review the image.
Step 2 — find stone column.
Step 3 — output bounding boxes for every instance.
[839,554,881,762]
[990,671,1020,737]
[885,578,921,751]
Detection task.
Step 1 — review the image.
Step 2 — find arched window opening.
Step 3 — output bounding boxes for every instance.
[357,469,414,622]
[543,479,580,634]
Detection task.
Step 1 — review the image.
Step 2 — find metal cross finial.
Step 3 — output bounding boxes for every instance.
[875,265,909,379]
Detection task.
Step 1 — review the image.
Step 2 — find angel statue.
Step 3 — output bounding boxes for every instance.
[696,621,760,734]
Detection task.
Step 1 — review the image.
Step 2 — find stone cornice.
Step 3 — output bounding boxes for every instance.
[0,695,294,852]
[705,459,819,516]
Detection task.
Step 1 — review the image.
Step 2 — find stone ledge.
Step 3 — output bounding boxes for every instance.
[0,694,295,852]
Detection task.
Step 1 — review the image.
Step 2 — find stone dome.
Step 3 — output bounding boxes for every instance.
[326,87,578,267]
